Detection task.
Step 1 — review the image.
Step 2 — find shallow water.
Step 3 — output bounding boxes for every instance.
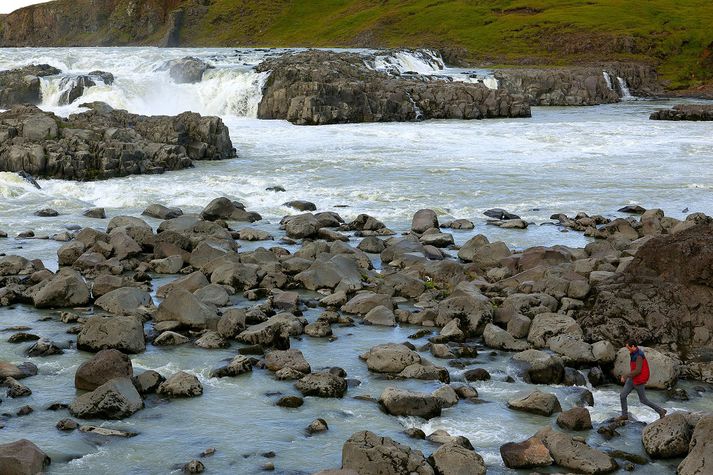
[1,47,713,474]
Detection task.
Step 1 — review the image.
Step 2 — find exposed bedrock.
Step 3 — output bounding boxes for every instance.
[256,50,531,125]
[0,103,235,180]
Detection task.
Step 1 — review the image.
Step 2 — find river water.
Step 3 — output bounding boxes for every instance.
[1,48,712,474]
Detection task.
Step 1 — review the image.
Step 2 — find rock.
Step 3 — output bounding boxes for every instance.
[0,439,51,475]
[612,347,679,389]
[361,343,421,373]
[94,287,153,315]
[563,367,587,386]
[165,56,211,84]
[483,323,530,351]
[75,349,133,391]
[500,436,553,469]
[304,320,332,338]
[143,203,183,220]
[412,209,439,233]
[32,268,90,308]
[83,208,106,218]
[484,208,521,220]
[216,308,247,339]
[548,335,596,365]
[237,228,274,241]
[357,236,386,253]
[56,418,78,431]
[157,371,203,398]
[527,313,582,348]
[265,349,311,374]
[511,349,564,384]
[153,331,190,346]
[0,64,60,107]
[211,355,252,378]
[398,363,450,383]
[25,339,64,357]
[5,377,32,398]
[642,413,692,458]
[429,442,486,475]
[536,426,618,474]
[363,305,396,326]
[77,315,146,354]
[295,372,347,398]
[342,292,392,315]
[436,283,492,335]
[195,330,229,349]
[650,104,713,121]
[237,313,304,347]
[379,386,441,419]
[150,255,184,274]
[284,200,317,211]
[507,389,562,416]
[8,332,40,344]
[276,395,303,408]
[432,385,459,408]
[341,430,434,475]
[155,288,218,330]
[557,407,593,431]
[307,418,329,434]
[0,361,38,380]
[34,208,59,217]
[0,105,234,180]
[69,377,143,419]
[463,368,491,382]
[132,370,165,395]
[183,459,206,473]
[200,197,253,222]
[678,414,713,475]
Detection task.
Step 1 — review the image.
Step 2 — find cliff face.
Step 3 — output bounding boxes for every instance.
[0,0,183,46]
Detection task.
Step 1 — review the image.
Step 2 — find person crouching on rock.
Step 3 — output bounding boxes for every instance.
[618,340,667,421]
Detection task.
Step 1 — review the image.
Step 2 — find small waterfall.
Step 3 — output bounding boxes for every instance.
[481,77,499,90]
[602,71,613,90]
[405,92,424,121]
[616,76,634,100]
[371,49,445,76]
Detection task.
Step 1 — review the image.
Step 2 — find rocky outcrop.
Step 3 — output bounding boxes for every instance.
[494,63,660,106]
[650,104,713,121]
[0,104,235,180]
[257,50,530,125]
[576,223,713,381]
[678,414,713,475]
[0,64,60,108]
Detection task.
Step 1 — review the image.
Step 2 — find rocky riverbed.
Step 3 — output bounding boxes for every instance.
[1,194,712,474]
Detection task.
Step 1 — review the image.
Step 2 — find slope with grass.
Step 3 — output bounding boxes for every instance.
[1,0,713,90]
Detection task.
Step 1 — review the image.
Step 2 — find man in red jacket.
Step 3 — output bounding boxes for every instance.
[618,340,667,420]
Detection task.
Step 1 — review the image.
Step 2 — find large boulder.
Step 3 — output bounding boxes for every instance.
[295,372,347,398]
[500,436,553,469]
[237,313,305,347]
[507,389,562,416]
[265,349,311,374]
[361,343,421,373]
[428,443,486,475]
[94,287,153,315]
[0,64,60,107]
[157,371,203,398]
[483,323,530,351]
[527,313,583,348]
[642,412,692,458]
[69,377,143,419]
[0,439,51,475]
[678,414,713,475]
[75,349,133,391]
[535,426,617,474]
[612,347,679,389]
[411,209,439,233]
[32,269,90,308]
[341,430,434,475]
[379,386,441,419]
[166,56,211,84]
[510,349,564,384]
[436,283,492,335]
[77,315,146,354]
[155,288,218,329]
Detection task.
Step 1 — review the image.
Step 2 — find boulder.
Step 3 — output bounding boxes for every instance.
[399,363,450,383]
[0,64,60,107]
[284,213,319,239]
[535,426,617,474]
[511,349,564,384]
[157,371,203,398]
[75,349,133,391]
[166,56,211,84]
[483,323,530,351]
[0,361,38,380]
[155,288,218,329]
[557,407,593,431]
[237,313,304,347]
[341,431,434,475]
[142,203,182,220]
[412,209,439,233]
[500,436,553,469]
[527,313,583,348]
[642,412,692,458]
[379,386,441,419]
[678,414,713,475]
[361,343,421,373]
[132,370,165,395]
[32,269,90,308]
[436,284,492,335]
[295,372,347,398]
[363,305,396,326]
[200,197,252,221]
[94,287,153,315]
[265,349,311,374]
[507,389,562,416]
[153,331,189,346]
[342,292,392,315]
[194,330,228,349]
[429,443,485,475]
[211,355,253,378]
[0,439,51,475]
[69,377,143,419]
[612,347,679,389]
[77,315,146,354]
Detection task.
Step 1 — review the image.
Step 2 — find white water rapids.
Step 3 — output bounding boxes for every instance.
[0,47,712,474]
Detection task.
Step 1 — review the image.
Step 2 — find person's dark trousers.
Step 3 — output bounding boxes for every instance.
[620,377,665,417]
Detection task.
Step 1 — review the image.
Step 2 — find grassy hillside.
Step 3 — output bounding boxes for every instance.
[2,0,712,89]
[182,0,713,89]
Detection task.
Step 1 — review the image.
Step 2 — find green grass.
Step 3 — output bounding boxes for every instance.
[180,0,713,89]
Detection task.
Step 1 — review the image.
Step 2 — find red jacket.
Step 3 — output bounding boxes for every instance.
[630,348,650,385]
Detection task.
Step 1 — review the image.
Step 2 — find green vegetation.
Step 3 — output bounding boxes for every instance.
[181,0,713,89]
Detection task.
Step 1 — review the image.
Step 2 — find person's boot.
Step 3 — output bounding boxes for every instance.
[657,409,667,419]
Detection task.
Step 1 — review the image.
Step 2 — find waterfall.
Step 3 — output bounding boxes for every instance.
[616,76,634,100]
[371,49,445,76]
[602,71,613,90]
